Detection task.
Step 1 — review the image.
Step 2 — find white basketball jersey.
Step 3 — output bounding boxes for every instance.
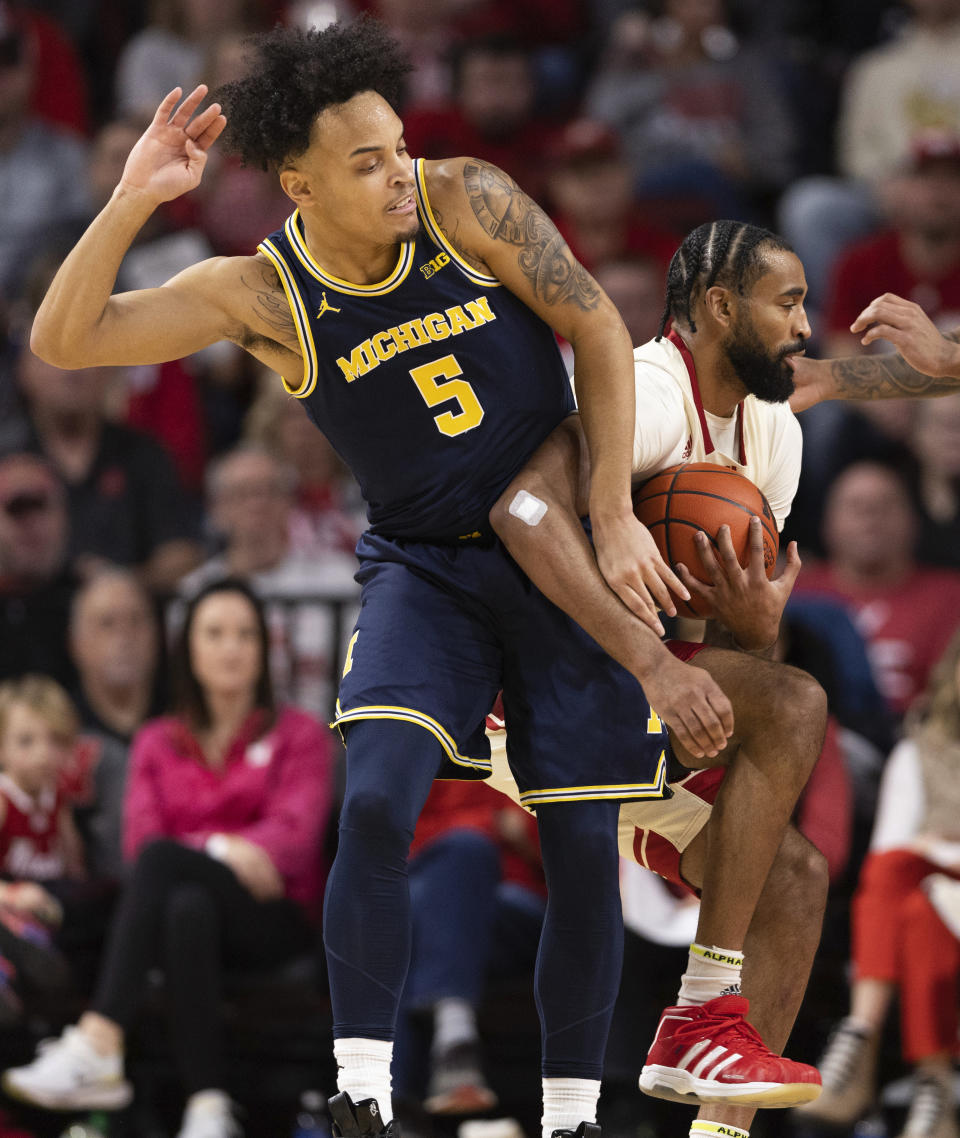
[628,328,803,531]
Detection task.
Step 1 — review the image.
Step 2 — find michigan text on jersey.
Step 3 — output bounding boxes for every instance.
[337,296,497,382]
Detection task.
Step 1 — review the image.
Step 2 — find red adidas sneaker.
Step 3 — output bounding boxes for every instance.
[639,995,822,1107]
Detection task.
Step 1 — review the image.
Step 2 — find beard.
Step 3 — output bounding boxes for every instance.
[723,316,803,404]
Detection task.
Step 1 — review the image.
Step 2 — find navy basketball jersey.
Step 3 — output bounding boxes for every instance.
[257,159,575,542]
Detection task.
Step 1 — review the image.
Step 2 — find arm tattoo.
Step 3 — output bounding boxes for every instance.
[829,331,960,399]
[462,159,601,311]
[431,206,488,275]
[239,261,300,351]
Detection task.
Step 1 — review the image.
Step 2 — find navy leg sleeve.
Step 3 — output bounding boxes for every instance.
[535,800,624,1079]
[323,718,446,1040]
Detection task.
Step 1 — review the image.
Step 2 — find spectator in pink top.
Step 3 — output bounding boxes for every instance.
[2,578,336,1138]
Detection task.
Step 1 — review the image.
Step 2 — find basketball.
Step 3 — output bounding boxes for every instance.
[633,463,779,619]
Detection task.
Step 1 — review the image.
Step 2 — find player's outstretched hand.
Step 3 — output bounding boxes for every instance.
[594,513,691,638]
[675,517,801,652]
[119,85,227,205]
[851,293,960,378]
[641,654,734,760]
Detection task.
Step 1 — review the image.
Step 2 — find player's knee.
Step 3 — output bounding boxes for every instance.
[340,784,412,847]
[770,665,828,758]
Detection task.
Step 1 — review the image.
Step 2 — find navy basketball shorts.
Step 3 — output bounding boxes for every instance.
[333,531,669,809]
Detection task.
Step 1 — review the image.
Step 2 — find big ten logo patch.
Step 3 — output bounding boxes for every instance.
[420,251,451,279]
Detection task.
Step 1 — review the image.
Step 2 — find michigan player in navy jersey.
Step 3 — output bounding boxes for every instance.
[11,17,745,1138]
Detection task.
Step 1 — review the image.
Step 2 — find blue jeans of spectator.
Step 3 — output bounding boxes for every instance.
[394,830,545,1096]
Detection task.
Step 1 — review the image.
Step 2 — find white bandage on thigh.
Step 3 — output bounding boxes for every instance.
[508,489,548,526]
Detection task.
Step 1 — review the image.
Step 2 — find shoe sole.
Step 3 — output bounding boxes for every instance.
[1,1071,133,1111]
[639,1065,822,1108]
[424,1085,498,1115]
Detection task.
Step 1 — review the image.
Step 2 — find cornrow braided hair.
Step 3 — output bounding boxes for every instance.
[656,220,794,340]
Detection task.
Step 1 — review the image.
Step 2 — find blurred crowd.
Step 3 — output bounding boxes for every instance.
[1,0,960,1135]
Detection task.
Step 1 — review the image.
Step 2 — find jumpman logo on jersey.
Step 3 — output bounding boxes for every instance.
[317,291,342,318]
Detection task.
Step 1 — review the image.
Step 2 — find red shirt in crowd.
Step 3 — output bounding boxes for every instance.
[797,563,960,717]
[402,109,563,205]
[123,706,334,918]
[22,8,90,136]
[0,774,65,881]
[797,717,853,884]
[553,213,679,274]
[826,230,960,338]
[410,779,545,899]
[125,359,207,494]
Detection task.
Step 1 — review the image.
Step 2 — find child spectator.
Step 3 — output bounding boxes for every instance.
[0,674,85,1020]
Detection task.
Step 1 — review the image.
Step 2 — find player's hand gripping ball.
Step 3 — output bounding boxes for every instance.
[633,463,779,619]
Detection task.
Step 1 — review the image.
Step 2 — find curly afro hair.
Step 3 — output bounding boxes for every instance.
[216,16,412,171]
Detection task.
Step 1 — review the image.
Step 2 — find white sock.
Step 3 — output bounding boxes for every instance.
[841,1014,873,1034]
[333,1038,393,1124]
[677,943,744,1006]
[184,1090,232,1118]
[541,1077,601,1138]
[690,1123,749,1138]
[432,997,478,1054]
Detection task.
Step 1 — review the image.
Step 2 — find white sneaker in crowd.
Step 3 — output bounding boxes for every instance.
[1,1025,133,1110]
[793,1016,877,1126]
[176,1090,243,1138]
[896,1071,960,1138]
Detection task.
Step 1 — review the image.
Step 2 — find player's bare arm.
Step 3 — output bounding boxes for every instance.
[425,157,691,630]
[234,256,304,371]
[488,418,734,761]
[29,87,301,381]
[789,293,960,412]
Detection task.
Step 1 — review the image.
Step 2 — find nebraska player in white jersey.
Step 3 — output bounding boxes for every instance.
[489,279,960,1138]
[490,220,826,1138]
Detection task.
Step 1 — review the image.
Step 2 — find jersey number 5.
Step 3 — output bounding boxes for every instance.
[410,354,485,438]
